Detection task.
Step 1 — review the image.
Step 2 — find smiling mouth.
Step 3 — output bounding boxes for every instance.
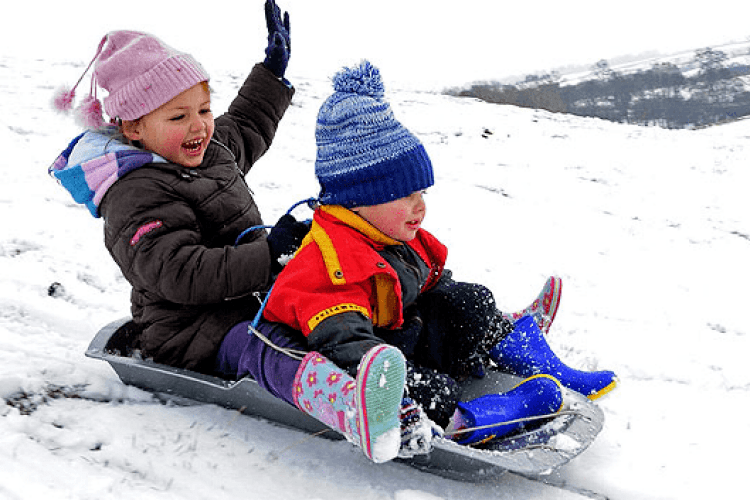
[183,138,204,153]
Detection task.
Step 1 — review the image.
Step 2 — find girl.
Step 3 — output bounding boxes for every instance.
[49,2,415,465]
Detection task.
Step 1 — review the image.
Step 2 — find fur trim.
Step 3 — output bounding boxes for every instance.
[75,95,105,129]
[53,87,76,113]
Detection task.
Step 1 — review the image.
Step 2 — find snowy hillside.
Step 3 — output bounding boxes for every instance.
[544,40,750,86]
[1,54,749,500]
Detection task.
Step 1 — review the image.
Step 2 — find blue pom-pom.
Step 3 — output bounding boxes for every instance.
[332,60,385,99]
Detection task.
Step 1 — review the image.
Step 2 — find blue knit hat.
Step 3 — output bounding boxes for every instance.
[315,61,434,208]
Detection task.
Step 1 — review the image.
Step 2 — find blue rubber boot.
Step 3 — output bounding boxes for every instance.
[451,375,563,445]
[490,315,617,400]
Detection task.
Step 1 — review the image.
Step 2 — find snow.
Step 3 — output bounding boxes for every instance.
[2,53,750,499]
[371,428,401,465]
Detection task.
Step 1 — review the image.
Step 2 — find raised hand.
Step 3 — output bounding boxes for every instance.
[263,0,291,78]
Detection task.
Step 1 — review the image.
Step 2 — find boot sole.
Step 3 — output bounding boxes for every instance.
[587,378,618,400]
[542,276,562,334]
[356,345,406,463]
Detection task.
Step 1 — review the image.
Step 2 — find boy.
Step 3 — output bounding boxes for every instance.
[261,61,616,445]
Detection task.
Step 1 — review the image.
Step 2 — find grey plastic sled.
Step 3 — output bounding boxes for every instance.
[86,318,604,481]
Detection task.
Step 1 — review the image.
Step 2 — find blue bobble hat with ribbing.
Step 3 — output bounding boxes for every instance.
[315,61,434,208]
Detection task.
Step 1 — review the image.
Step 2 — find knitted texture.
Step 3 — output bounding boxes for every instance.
[315,61,434,208]
[96,31,209,120]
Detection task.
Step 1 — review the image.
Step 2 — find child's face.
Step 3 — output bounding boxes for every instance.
[354,191,427,242]
[122,82,214,168]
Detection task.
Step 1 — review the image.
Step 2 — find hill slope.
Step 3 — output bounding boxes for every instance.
[1,55,749,499]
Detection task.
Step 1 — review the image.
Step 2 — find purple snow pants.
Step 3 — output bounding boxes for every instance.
[214,320,306,406]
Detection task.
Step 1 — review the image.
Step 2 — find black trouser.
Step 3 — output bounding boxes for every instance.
[378,278,513,427]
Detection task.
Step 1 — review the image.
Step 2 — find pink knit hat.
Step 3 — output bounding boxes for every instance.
[54,30,210,127]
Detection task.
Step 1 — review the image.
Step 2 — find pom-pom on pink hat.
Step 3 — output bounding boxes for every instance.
[53,30,210,128]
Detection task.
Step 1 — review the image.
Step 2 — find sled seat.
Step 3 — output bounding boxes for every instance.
[98,318,239,380]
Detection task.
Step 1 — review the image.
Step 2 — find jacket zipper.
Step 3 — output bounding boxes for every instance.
[211,138,254,195]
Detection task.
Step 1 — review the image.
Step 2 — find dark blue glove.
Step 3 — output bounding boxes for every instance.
[266,214,309,273]
[263,0,291,78]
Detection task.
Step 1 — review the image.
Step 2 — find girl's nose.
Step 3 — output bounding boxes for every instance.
[190,114,206,132]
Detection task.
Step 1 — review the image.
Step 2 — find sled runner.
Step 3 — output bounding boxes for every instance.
[86,318,604,481]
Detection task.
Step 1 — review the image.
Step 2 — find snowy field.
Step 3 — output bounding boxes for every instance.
[1,54,749,499]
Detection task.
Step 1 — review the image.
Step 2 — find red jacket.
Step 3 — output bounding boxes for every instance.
[263,205,447,338]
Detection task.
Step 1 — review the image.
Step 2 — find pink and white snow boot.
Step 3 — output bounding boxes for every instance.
[293,346,407,463]
[503,276,562,334]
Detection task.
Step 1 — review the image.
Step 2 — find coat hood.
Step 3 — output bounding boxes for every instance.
[49,125,166,217]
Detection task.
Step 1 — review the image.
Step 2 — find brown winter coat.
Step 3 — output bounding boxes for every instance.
[99,64,294,372]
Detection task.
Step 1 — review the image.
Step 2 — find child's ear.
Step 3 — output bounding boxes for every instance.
[121,119,142,141]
